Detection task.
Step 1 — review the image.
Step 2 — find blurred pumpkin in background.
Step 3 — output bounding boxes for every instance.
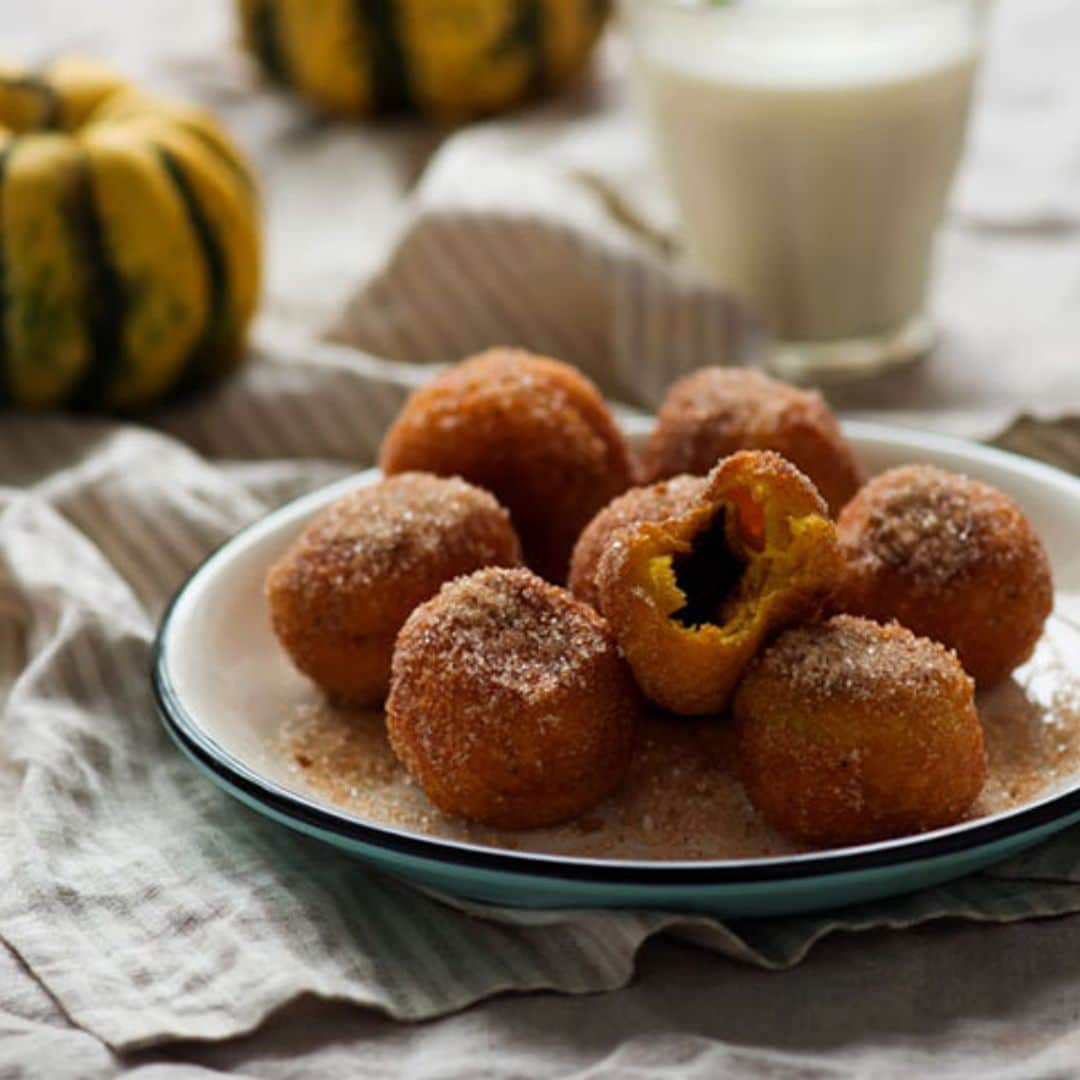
[237,0,610,120]
[0,58,260,412]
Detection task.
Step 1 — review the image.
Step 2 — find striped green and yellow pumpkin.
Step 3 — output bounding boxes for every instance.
[0,58,260,412]
[237,0,610,120]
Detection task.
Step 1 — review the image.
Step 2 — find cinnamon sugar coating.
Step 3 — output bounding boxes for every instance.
[386,567,640,829]
[837,465,1053,686]
[642,367,863,515]
[596,450,844,715]
[379,348,637,582]
[735,615,986,846]
[266,473,521,706]
[568,474,706,612]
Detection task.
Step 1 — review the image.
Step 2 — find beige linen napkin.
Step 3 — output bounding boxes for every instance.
[2,323,1080,1055]
[5,0,1080,1056]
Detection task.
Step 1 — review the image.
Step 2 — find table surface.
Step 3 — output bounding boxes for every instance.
[6,1,1080,1076]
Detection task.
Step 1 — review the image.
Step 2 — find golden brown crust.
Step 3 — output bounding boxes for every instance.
[386,567,640,829]
[379,348,637,582]
[265,473,522,706]
[595,450,844,715]
[734,615,986,846]
[642,367,863,516]
[568,474,706,611]
[837,465,1053,686]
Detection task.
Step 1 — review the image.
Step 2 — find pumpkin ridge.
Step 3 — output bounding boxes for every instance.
[362,0,412,113]
[176,121,255,193]
[0,141,12,405]
[66,151,127,410]
[155,146,232,395]
[248,0,292,87]
[0,73,62,132]
[494,0,546,96]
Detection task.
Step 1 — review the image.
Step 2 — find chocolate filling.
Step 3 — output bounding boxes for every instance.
[671,508,747,629]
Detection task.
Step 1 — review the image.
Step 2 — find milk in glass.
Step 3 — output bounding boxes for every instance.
[625,0,981,367]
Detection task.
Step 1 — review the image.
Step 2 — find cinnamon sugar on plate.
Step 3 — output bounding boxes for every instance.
[285,706,800,860]
[283,597,1080,861]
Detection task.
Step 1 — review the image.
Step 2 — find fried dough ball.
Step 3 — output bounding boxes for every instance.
[735,615,987,846]
[837,465,1053,686]
[568,474,706,612]
[642,367,862,515]
[266,473,521,706]
[379,348,636,582]
[386,567,640,829]
[595,450,844,715]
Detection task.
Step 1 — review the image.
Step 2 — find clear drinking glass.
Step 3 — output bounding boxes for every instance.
[621,0,986,383]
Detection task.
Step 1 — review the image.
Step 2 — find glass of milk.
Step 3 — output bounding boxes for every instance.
[622,0,985,382]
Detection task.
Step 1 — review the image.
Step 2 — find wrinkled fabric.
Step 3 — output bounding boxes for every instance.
[4,372,1080,1057]
[4,0,1080,1075]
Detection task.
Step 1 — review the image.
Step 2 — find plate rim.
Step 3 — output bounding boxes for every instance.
[152,419,1080,887]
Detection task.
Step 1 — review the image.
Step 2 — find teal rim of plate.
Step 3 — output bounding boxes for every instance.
[152,421,1080,887]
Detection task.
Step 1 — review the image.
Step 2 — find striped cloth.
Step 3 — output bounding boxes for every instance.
[328,213,764,412]
[3,278,1080,1052]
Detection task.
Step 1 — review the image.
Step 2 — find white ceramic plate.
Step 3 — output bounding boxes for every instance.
[153,422,1080,916]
